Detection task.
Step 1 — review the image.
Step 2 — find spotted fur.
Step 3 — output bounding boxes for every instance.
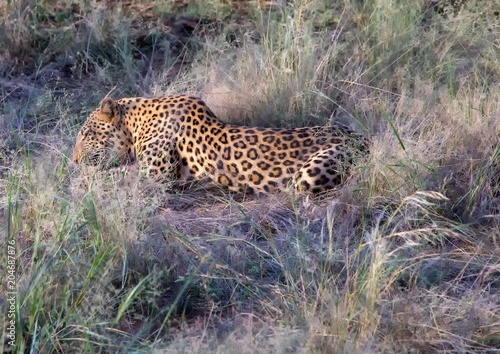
[72,96,369,194]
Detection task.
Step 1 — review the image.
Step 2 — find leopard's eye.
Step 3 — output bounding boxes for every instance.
[81,129,90,139]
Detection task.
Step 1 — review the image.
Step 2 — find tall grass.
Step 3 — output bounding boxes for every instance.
[0,0,499,352]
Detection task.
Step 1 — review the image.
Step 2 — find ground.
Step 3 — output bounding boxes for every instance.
[0,1,499,353]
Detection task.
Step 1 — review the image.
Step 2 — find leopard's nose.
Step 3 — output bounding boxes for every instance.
[72,150,79,163]
[72,141,82,163]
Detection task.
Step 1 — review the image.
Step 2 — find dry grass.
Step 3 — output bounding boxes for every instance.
[1,0,499,353]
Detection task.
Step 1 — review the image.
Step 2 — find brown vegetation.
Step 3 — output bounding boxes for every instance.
[0,0,499,352]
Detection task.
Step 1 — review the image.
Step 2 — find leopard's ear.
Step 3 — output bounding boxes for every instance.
[98,97,119,125]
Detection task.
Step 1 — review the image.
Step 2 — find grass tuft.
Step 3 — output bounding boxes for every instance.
[0,0,499,352]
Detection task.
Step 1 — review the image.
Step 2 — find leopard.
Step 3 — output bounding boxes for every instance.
[72,95,369,194]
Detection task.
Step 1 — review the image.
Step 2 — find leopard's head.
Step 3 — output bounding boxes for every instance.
[72,97,134,167]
